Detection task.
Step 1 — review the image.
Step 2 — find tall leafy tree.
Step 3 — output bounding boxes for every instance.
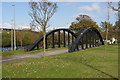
[100,21,113,40]
[69,14,99,35]
[114,20,120,43]
[16,30,23,48]
[22,32,33,46]
[2,32,11,47]
[29,0,57,57]
[114,20,120,31]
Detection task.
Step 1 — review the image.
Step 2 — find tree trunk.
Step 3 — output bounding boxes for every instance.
[43,26,46,58]
[105,28,108,45]
[21,40,22,48]
[104,23,108,58]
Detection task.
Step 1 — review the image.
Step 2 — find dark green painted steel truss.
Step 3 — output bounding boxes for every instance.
[25,27,104,52]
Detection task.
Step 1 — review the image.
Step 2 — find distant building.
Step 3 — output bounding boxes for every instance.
[0,28,39,34]
[103,37,117,44]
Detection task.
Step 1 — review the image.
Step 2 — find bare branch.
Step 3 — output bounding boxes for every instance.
[29,0,57,57]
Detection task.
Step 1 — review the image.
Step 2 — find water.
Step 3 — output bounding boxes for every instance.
[0,47,24,52]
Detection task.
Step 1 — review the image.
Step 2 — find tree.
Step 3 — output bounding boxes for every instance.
[22,32,33,46]
[100,21,113,40]
[114,20,120,31]
[2,32,11,47]
[108,1,120,20]
[108,2,120,43]
[16,30,23,48]
[114,20,120,43]
[29,0,57,57]
[69,14,99,36]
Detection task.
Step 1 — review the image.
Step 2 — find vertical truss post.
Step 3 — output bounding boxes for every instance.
[58,30,60,48]
[77,44,79,51]
[89,31,91,48]
[68,32,70,46]
[97,35,100,46]
[87,32,89,48]
[86,33,88,49]
[63,30,66,47]
[45,35,48,49]
[81,36,84,49]
[37,44,39,50]
[92,31,94,47]
[96,34,98,47]
[96,34,98,46]
[52,32,54,48]
[89,31,92,48]
[95,33,97,47]
[72,35,74,43]
[98,38,101,46]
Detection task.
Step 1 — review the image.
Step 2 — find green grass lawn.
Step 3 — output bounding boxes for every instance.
[2,45,118,78]
[2,47,67,57]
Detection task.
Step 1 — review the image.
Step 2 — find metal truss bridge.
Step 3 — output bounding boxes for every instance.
[26,27,104,52]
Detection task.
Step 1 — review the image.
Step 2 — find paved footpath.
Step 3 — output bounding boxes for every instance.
[1,49,68,64]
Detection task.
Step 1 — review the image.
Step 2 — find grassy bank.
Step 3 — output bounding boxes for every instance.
[2,45,118,78]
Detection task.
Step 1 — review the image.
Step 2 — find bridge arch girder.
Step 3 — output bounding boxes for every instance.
[26,28,77,51]
[68,27,104,52]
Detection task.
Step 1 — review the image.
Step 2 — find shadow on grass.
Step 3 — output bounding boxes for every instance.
[81,62,118,80]
[60,53,118,80]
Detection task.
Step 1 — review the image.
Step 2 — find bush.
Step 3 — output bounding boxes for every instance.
[2,32,11,47]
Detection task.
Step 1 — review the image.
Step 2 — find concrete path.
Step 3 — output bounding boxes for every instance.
[1,49,68,64]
